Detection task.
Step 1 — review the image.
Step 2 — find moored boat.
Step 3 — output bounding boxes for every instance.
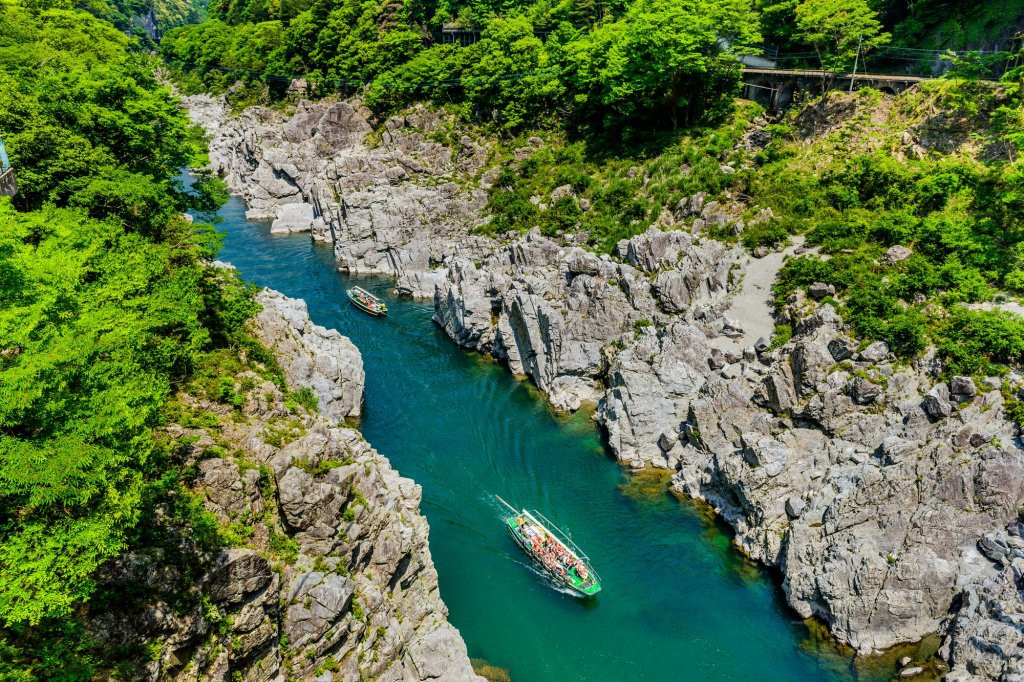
[497,495,601,597]
[347,286,388,316]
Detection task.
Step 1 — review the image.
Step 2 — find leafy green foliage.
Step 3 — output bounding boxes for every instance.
[0,4,252,673]
[937,308,1024,375]
[564,0,759,131]
[760,82,1024,366]
[164,0,760,132]
[794,0,890,72]
[481,102,760,249]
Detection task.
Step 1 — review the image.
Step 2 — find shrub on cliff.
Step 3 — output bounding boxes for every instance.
[937,307,1024,375]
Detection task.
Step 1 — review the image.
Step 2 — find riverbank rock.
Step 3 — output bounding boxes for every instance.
[87,286,481,681]
[271,202,315,233]
[252,288,365,419]
[672,302,1024,656]
[185,92,1024,673]
[432,227,739,462]
[941,527,1024,680]
[184,94,496,297]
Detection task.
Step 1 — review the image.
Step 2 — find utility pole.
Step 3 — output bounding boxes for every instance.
[849,36,862,92]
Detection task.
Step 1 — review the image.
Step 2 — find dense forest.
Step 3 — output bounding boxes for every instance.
[0,0,260,675]
[160,0,1024,130]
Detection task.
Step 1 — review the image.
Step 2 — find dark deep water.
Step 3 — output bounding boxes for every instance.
[206,192,906,681]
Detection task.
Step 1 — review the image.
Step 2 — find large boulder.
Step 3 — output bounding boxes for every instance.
[203,549,274,606]
[270,202,314,234]
[405,624,481,682]
[283,572,355,649]
[433,258,495,349]
[942,554,1024,680]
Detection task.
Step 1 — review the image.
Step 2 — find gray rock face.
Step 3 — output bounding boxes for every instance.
[284,571,355,650]
[942,528,1024,680]
[198,457,266,523]
[204,549,274,606]
[672,300,1024,657]
[91,293,481,681]
[252,288,365,419]
[185,95,495,299]
[433,227,739,463]
[271,202,314,234]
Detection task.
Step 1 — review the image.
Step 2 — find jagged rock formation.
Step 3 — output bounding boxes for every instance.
[434,223,1024,657]
[185,95,496,298]
[671,296,1024,654]
[252,288,365,420]
[941,523,1024,680]
[87,286,479,682]
[433,226,741,467]
[184,93,1024,675]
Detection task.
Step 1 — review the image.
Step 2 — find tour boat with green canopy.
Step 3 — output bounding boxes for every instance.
[347,286,388,316]
[497,495,601,597]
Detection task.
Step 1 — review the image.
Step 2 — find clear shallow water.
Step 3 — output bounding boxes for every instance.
[209,195,881,682]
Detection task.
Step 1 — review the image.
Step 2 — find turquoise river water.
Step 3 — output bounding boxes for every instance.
[210,194,903,681]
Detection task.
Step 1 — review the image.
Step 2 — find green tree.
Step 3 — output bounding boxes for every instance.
[794,0,889,77]
[564,0,761,131]
[462,16,563,131]
[0,0,236,648]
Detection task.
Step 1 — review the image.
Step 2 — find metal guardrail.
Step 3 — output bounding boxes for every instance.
[0,136,16,197]
[741,66,929,82]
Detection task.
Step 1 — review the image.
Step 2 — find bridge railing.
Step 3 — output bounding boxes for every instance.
[430,28,552,46]
[737,44,1018,80]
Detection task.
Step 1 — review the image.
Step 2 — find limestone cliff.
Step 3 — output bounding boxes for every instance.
[87,287,480,682]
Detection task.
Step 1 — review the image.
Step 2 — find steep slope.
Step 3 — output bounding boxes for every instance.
[87,287,480,681]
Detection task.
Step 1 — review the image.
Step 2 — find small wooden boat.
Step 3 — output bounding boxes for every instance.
[347,286,388,316]
[497,495,601,597]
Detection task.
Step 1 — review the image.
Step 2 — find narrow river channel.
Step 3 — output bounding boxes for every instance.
[210,194,887,681]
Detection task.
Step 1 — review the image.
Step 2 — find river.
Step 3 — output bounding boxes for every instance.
[210,194,896,681]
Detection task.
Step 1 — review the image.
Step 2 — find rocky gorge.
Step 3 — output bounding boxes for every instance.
[88,284,480,681]
[185,92,1024,677]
